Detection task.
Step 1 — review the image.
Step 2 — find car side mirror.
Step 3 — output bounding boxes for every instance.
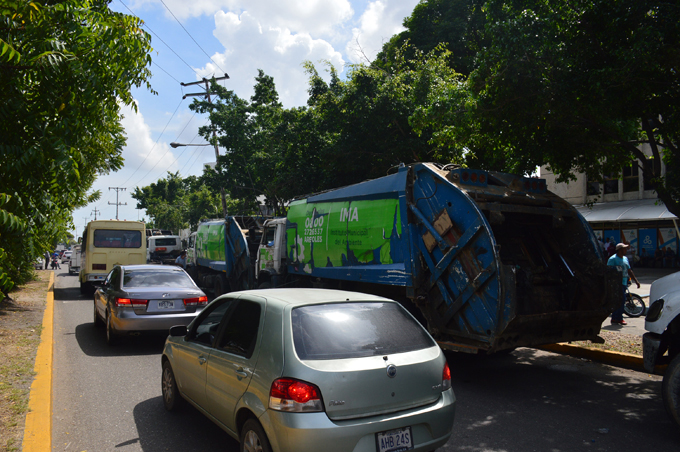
[169,325,187,337]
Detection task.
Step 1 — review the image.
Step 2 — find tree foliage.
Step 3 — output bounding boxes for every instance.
[405,0,680,215]
[0,0,153,296]
[131,173,224,231]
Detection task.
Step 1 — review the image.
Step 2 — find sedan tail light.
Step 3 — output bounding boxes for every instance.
[442,362,452,391]
[269,378,323,412]
[183,296,208,307]
[116,298,148,308]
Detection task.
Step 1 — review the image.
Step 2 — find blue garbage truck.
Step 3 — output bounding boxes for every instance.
[187,162,620,354]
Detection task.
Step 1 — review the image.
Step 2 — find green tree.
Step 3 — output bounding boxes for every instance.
[0,0,153,296]
[409,1,680,216]
[131,172,223,231]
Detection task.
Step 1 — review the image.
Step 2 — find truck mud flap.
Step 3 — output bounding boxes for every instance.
[224,217,252,291]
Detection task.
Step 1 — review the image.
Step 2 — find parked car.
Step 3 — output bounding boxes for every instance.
[33,258,44,270]
[161,289,456,452]
[643,270,680,427]
[61,250,72,264]
[94,265,208,345]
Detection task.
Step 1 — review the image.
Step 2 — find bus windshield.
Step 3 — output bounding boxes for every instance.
[93,229,142,248]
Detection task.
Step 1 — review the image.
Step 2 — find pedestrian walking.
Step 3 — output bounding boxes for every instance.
[607,243,640,325]
[175,251,187,269]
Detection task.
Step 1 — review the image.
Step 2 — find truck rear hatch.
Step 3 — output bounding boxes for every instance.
[408,164,619,353]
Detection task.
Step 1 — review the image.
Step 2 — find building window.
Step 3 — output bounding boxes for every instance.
[603,172,619,195]
[622,162,639,193]
[586,177,600,196]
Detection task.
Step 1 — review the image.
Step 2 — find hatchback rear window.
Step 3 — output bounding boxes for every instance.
[123,270,196,288]
[291,302,435,360]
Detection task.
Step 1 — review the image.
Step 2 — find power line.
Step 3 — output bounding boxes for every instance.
[108,187,128,220]
[158,0,227,74]
[118,0,200,76]
[152,61,181,84]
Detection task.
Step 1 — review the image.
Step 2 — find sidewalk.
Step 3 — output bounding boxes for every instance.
[540,267,678,373]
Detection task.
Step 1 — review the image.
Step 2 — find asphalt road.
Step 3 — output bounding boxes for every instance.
[51,268,680,452]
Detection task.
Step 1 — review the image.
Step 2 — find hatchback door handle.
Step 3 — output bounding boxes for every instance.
[198,356,207,365]
[235,367,248,380]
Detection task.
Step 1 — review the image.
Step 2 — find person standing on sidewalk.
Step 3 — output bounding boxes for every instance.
[608,243,640,325]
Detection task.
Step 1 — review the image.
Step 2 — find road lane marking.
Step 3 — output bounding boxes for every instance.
[22,271,53,451]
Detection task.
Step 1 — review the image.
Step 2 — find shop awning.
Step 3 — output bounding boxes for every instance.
[575,199,677,222]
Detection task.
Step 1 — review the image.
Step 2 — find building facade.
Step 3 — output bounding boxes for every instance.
[541,146,678,267]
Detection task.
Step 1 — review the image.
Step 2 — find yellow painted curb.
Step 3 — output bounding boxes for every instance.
[536,343,667,374]
[22,271,53,452]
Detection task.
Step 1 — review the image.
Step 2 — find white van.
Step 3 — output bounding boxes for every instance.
[147,235,183,264]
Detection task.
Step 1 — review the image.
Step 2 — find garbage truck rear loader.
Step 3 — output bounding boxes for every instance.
[254,162,620,353]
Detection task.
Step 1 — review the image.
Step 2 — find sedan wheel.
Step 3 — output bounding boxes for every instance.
[106,312,117,346]
[240,419,272,452]
[162,361,184,411]
[93,301,103,327]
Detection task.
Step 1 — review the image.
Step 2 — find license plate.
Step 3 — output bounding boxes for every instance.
[157,300,175,309]
[376,427,413,452]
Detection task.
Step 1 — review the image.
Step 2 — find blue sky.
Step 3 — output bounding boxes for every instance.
[72,0,420,237]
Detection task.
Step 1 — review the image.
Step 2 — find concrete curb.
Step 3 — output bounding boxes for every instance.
[22,271,53,452]
[536,343,667,375]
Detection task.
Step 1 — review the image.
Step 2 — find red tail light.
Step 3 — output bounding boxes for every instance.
[183,296,208,307]
[269,378,323,412]
[116,298,148,307]
[116,298,131,307]
[442,362,452,391]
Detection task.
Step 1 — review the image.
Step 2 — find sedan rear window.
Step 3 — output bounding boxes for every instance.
[291,302,435,360]
[123,270,196,288]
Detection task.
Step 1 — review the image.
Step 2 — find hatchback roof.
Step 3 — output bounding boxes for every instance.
[232,288,393,308]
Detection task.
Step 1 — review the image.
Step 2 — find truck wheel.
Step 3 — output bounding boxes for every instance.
[662,353,680,427]
[214,277,224,297]
[80,281,90,295]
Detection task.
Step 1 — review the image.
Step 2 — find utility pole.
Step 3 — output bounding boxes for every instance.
[108,187,127,220]
[181,74,230,218]
[92,208,100,220]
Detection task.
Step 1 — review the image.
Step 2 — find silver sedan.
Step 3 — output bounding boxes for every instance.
[94,264,207,345]
[161,289,456,452]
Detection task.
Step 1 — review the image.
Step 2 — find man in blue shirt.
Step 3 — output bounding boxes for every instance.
[607,243,640,325]
[175,250,187,269]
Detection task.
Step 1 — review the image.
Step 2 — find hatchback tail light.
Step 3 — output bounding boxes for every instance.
[442,362,452,391]
[269,378,323,412]
[183,296,208,307]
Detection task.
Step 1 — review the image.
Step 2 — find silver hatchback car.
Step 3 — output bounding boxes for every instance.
[161,289,455,452]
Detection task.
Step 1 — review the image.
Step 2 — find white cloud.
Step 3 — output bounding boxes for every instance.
[346,0,419,63]
[200,10,345,107]
[119,103,176,175]
[137,0,353,37]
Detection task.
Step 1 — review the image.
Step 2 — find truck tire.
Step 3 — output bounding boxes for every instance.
[214,276,225,298]
[80,281,90,295]
[662,353,680,427]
